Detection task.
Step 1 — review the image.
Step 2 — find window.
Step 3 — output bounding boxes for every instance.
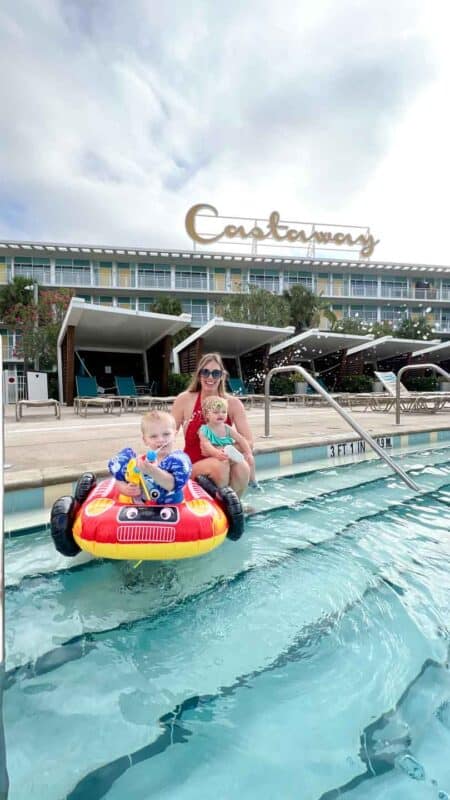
[55,258,91,286]
[138,297,155,312]
[175,266,207,290]
[248,271,279,293]
[181,299,209,326]
[380,306,407,323]
[381,278,408,298]
[350,276,377,297]
[14,256,51,283]
[284,271,313,290]
[137,263,170,289]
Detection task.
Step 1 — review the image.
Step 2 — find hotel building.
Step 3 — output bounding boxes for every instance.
[1,235,450,376]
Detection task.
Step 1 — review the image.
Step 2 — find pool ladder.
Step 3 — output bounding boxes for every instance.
[264,365,420,492]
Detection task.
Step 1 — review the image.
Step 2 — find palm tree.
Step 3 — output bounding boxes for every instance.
[283,284,335,333]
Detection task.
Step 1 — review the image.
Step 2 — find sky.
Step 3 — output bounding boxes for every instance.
[1,0,449,266]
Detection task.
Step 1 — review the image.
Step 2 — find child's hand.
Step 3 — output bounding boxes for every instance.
[136,454,155,474]
[115,479,141,497]
[216,448,230,462]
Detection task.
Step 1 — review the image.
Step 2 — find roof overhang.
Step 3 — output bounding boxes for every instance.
[57,298,191,353]
[269,328,374,359]
[346,335,441,360]
[172,317,295,372]
[411,341,450,361]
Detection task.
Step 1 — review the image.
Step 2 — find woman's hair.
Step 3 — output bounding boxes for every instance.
[187,352,228,396]
[141,410,176,436]
[202,395,228,419]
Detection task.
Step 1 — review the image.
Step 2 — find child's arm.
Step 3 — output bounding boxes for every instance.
[136,455,175,491]
[230,429,253,459]
[109,447,141,497]
[198,429,229,461]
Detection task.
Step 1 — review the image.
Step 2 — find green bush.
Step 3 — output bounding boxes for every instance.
[338,375,373,393]
[167,372,191,394]
[403,375,438,392]
[269,375,296,396]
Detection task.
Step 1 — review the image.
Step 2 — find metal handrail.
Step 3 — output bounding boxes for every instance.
[396,363,450,425]
[0,337,9,798]
[264,365,420,492]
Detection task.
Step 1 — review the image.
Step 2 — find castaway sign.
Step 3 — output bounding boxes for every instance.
[185,203,379,258]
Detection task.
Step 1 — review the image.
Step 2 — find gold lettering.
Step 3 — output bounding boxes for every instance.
[332,233,346,244]
[185,203,380,256]
[185,203,224,244]
[286,228,300,242]
[268,211,289,241]
[248,225,266,240]
[313,231,333,245]
[360,234,379,258]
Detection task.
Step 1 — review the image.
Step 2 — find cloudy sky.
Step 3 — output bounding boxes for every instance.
[1,0,449,265]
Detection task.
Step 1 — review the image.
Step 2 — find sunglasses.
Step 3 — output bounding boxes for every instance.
[199,368,223,379]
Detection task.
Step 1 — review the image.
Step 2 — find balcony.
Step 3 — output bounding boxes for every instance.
[175,276,208,290]
[137,274,171,290]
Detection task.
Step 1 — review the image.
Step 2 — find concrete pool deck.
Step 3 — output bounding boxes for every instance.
[4,399,450,491]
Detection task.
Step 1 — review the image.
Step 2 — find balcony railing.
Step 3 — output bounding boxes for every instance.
[137,275,171,289]
[175,276,208,290]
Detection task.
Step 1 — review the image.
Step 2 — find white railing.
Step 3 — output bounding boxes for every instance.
[137,275,171,289]
[264,365,420,491]
[175,276,208,290]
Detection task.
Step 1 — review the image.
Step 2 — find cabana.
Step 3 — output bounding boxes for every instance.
[57,298,191,405]
[172,317,295,384]
[269,329,375,393]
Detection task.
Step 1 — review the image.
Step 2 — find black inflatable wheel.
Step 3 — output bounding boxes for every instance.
[74,472,97,505]
[217,486,245,541]
[195,474,219,498]
[50,496,80,557]
[195,476,245,541]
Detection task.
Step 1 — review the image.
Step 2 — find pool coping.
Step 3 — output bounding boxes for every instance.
[4,424,450,517]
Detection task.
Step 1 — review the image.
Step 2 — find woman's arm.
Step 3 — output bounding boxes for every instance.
[230,428,252,458]
[228,396,253,447]
[171,392,188,432]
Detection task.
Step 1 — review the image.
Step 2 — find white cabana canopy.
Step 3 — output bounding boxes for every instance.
[58,298,191,353]
[346,335,441,361]
[57,298,192,400]
[269,328,374,360]
[172,317,295,372]
[411,341,450,362]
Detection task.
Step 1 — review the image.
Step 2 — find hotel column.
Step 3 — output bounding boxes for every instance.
[170,264,176,290]
[50,257,56,286]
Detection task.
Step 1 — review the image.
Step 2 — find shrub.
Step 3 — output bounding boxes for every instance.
[168,372,191,395]
[269,375,296,396]
[338,375,373,393]
[403,375,438,392]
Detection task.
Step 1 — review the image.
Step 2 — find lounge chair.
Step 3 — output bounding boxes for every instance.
[115,376,177,411]
[360,371,450,413]
[227,378,266,407]
[114,376,154,411]
[75,376,122,416]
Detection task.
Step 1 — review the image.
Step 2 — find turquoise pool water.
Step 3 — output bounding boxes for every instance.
[4,447,450,799]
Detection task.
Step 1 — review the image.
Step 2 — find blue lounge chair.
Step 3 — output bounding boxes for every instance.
[114,376,154,410]
[75,376,121,416]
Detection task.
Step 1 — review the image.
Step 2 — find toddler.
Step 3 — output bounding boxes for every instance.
[109,410,191,504]
[199,396,256,481]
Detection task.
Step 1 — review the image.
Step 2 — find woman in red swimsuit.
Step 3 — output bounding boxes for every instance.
[172,353,253,497]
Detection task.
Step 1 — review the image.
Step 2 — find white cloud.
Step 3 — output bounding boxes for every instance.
[0,0,448,264]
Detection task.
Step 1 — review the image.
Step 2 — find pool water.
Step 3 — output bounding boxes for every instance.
[4,447,450,799]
